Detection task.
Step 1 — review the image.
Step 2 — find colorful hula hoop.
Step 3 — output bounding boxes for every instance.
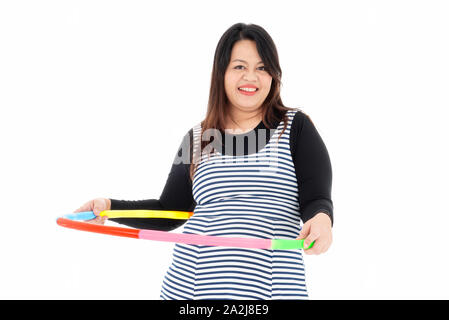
[56,210,314,250]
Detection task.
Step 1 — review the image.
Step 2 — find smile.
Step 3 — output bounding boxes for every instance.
[238,87,258,96]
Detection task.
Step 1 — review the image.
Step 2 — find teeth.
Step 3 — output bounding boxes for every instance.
[239,87,257,92]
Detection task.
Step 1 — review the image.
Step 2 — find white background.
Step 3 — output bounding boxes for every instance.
[1,0,448,299]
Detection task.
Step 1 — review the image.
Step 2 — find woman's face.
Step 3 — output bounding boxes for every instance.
[224,40,273,114]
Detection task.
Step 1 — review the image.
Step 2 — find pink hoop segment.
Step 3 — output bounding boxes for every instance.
[57,217,272,249]
[139,228,272,249]
[56,211,313,250]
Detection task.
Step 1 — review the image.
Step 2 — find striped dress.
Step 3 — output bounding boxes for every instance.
[160,109,308,300]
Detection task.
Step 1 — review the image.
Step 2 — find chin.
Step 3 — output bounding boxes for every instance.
[237,105,262,111]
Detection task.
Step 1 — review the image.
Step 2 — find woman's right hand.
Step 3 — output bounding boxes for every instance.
[73,198,111,225]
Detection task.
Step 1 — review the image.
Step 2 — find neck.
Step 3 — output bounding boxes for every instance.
[225,107,263,134]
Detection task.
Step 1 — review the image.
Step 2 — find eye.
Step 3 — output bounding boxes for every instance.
[234,65,267,71]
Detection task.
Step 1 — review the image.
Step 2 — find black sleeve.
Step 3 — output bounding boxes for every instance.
[108,129,196,231]
[290,111,334,226]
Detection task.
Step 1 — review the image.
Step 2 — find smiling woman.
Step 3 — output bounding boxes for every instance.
[224,40,273,121]
[75,22,334,300]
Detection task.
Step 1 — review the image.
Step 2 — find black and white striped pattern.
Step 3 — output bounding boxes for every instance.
[160,109,308,300]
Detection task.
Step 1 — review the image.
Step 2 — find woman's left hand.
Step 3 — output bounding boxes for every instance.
[297,212,333,255]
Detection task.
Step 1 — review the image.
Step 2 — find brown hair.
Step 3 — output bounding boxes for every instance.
[189,23,298,181]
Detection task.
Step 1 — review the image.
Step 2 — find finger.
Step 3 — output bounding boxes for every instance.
[297,222,311,240]
[93,203,105,216]
[94,215,107,223]
[304,241,321,255]
[313,233,332,254]
[86,216,103,225]
[73,205,87,213]
[310,242,325,255]
[303,247,315,255]
[304,231,320,250]
[73,201,93,213]
[307,237,332,255]
[73,206,87,213]
[319,237,332,254]
[93,217,102,224]
[98,216,107,224]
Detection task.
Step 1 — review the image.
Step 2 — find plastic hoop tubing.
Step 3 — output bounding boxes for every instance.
[63,210,194,221]
[57,211,314,250]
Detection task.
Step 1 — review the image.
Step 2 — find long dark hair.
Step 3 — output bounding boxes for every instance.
[189,23,298,181]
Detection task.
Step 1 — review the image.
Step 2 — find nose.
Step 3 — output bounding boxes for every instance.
[243,69,258,82]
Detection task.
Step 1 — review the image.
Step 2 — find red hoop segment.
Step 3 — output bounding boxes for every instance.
[56,217,140,239]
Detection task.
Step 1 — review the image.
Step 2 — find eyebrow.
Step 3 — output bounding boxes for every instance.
[231,59,264,65]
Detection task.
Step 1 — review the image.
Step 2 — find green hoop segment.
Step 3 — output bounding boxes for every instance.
[271,239,315,250]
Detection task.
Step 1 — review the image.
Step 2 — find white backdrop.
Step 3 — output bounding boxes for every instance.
[1,0,448,299]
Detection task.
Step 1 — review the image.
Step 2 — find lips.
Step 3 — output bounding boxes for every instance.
[238,84,258,96]
[238,84,258,90]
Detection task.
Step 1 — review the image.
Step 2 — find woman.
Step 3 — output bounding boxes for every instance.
[74,23,333,300]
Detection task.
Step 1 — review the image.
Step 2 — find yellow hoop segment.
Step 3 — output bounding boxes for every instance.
[99,210,194,220]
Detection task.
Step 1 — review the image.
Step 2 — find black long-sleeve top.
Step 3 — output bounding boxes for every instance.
[109,110,333,231]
